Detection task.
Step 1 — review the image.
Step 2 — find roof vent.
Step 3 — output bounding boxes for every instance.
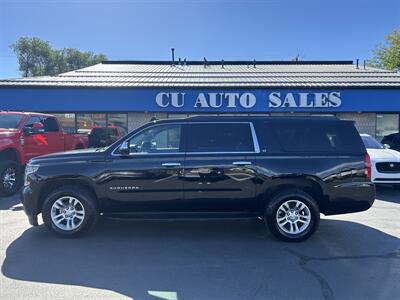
[221,59,224,69]
[203,57,207,68]
[253,59,256,68]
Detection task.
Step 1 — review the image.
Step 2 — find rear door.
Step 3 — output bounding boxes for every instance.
[183,122,258,211]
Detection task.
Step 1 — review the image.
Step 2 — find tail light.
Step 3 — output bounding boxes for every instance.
[365,153,371,181]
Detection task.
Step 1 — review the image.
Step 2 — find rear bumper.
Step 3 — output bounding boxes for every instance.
[21,185,40,226]
[323,182,375,215]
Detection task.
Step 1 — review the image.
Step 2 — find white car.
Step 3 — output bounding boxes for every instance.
[361,134,400,185]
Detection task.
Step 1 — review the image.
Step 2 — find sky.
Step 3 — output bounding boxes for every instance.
[0,0,399,79]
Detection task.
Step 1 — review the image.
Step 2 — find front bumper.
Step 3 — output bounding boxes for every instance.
[21,185,40,226]
[372,163,400,184]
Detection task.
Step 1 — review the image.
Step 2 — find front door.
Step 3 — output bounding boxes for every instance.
[104,123,186,213]
[183,122,258,212]
[23,116,48,161]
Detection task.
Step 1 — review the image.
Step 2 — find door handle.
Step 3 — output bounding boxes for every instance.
[162,162,181,167]
[232,161,252,166]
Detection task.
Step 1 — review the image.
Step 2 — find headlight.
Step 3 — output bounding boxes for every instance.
[25,164,39,176]
[25,164,39,186]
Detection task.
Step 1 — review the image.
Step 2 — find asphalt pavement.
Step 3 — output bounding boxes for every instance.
[0,186,399,300]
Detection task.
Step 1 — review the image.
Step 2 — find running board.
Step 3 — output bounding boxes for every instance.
[103,211,261,221]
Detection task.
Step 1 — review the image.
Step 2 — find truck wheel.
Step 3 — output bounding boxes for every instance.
[0,160,22,197]
[42,185,99,238]
[264,189,320,242]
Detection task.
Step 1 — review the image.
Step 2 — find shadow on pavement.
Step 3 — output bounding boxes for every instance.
[2,218,399,300]
[0,194,21,210]
[376,186,400,204]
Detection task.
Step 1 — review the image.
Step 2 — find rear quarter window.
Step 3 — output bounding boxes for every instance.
[272,120,365,154]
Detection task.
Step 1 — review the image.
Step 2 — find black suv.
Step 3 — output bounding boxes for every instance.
[22,116,375,241]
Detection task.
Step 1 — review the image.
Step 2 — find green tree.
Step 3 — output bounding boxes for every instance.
[368,29,400,71]
[11,37,107,77]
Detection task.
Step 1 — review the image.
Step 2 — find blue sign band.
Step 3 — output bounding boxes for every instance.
[0,88,399,112]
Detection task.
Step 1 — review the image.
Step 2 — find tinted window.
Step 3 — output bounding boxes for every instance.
[0,114,23,129]
[186,123,254,152]
[273,120,365,154]
[129,124,181,154]
[362,136,383,149]
[41,116,59,132]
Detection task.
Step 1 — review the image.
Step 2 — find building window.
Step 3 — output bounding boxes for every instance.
[53,113,76,133]
[108,113,128,136]
[376,114,399,141]
[77,113,107,135]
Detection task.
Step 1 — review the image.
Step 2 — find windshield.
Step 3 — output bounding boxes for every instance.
[0,114,23,129]
[361,136,384,149]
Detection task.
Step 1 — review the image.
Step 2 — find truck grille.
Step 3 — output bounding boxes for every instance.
[376,162,400,173]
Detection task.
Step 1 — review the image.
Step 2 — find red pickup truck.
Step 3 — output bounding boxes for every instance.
[0,111,88,196]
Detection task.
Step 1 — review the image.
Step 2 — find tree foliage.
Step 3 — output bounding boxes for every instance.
[11,37,107,77]
[368,29,400,71]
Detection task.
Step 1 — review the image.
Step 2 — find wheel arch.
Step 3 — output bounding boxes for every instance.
[38,178,100,212]
[262,176,327,212]
[0,148,21,164]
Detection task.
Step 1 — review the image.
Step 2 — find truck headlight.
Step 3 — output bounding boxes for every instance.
[25,164,39,186]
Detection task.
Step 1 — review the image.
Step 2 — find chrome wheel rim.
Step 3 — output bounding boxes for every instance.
[51,196,85,231]
[276,200,311,235]
[2,167,16,190]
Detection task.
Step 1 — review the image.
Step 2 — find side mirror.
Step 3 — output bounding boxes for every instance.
[23,122,44,135]
[383,144,391,149]
[119,141,130,156]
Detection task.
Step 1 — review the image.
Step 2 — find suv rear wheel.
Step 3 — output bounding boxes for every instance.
[265,189,320,242]
[0,160,22,197]
[42,185,99,237]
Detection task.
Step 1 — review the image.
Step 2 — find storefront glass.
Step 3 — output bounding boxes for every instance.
[376,114,399,141]
[77,113,107,135]
[108,113,128,136]
[53,113,76,133]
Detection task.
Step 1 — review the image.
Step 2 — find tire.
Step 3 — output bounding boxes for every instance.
[42,185,99,238]
[0,160,22,197]
[264,189,320,242]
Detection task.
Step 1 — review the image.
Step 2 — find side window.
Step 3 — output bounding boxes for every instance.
[40,116,59,132]
[128,124,181,154]
[24,116,41,127]
[25,116,41,128]
[186,123,254,152]
[273,121,364,153]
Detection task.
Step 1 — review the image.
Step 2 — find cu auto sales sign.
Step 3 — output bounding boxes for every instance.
[155,91,342,111]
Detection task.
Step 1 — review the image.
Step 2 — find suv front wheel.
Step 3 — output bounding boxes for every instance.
[265,189,320,242]
[42,185,99,238]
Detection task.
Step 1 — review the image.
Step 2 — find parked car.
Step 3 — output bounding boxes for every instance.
[381,132,400,152]
[22,116,375,241]
[361,134,400,186]
[0,111,88,196]
[88,126,123,148]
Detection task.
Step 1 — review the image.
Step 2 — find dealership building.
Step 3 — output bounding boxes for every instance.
[1,60,400,141]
